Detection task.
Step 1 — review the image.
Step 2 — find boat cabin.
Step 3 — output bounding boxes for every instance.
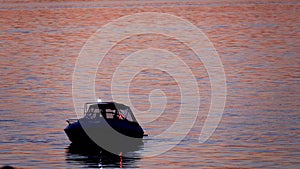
[83,102,137,122]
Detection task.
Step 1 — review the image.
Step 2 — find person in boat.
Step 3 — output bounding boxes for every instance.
[113,111,124,120]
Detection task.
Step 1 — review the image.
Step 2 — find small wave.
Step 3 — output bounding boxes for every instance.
[0,119,15,122]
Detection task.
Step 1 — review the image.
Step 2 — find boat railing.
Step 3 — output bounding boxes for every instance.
[66,118,78,124]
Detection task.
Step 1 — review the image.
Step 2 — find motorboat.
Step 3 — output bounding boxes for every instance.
[64,100,146,147]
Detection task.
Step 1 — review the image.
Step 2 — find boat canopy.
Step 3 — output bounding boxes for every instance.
[83,102,137,122]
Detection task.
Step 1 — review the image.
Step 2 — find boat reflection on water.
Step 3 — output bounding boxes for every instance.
[65,141,143,168]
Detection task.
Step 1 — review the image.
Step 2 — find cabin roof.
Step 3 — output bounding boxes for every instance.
[85,102,129,109]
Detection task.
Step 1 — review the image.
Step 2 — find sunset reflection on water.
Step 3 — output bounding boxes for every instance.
[0,0,299,168]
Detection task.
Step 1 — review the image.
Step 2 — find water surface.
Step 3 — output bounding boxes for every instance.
[0,0,299,168]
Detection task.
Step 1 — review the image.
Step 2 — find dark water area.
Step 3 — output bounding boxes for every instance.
[0,0,299,168]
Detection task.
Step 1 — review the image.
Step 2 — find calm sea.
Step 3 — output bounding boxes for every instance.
[0,0,299,168]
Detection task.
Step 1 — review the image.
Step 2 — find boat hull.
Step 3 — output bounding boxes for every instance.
[64,118,144,148]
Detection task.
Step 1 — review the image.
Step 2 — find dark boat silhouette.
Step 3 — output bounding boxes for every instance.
[64,100,146,149]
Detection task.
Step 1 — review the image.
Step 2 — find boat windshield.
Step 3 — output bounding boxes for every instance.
[84,105,103,119]
[118,106,136,122]
[84,102,137,122]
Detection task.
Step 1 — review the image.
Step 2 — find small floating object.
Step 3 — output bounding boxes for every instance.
[64,99,146,146]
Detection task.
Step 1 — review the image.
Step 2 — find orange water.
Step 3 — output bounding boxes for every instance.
[0,0,299,168]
